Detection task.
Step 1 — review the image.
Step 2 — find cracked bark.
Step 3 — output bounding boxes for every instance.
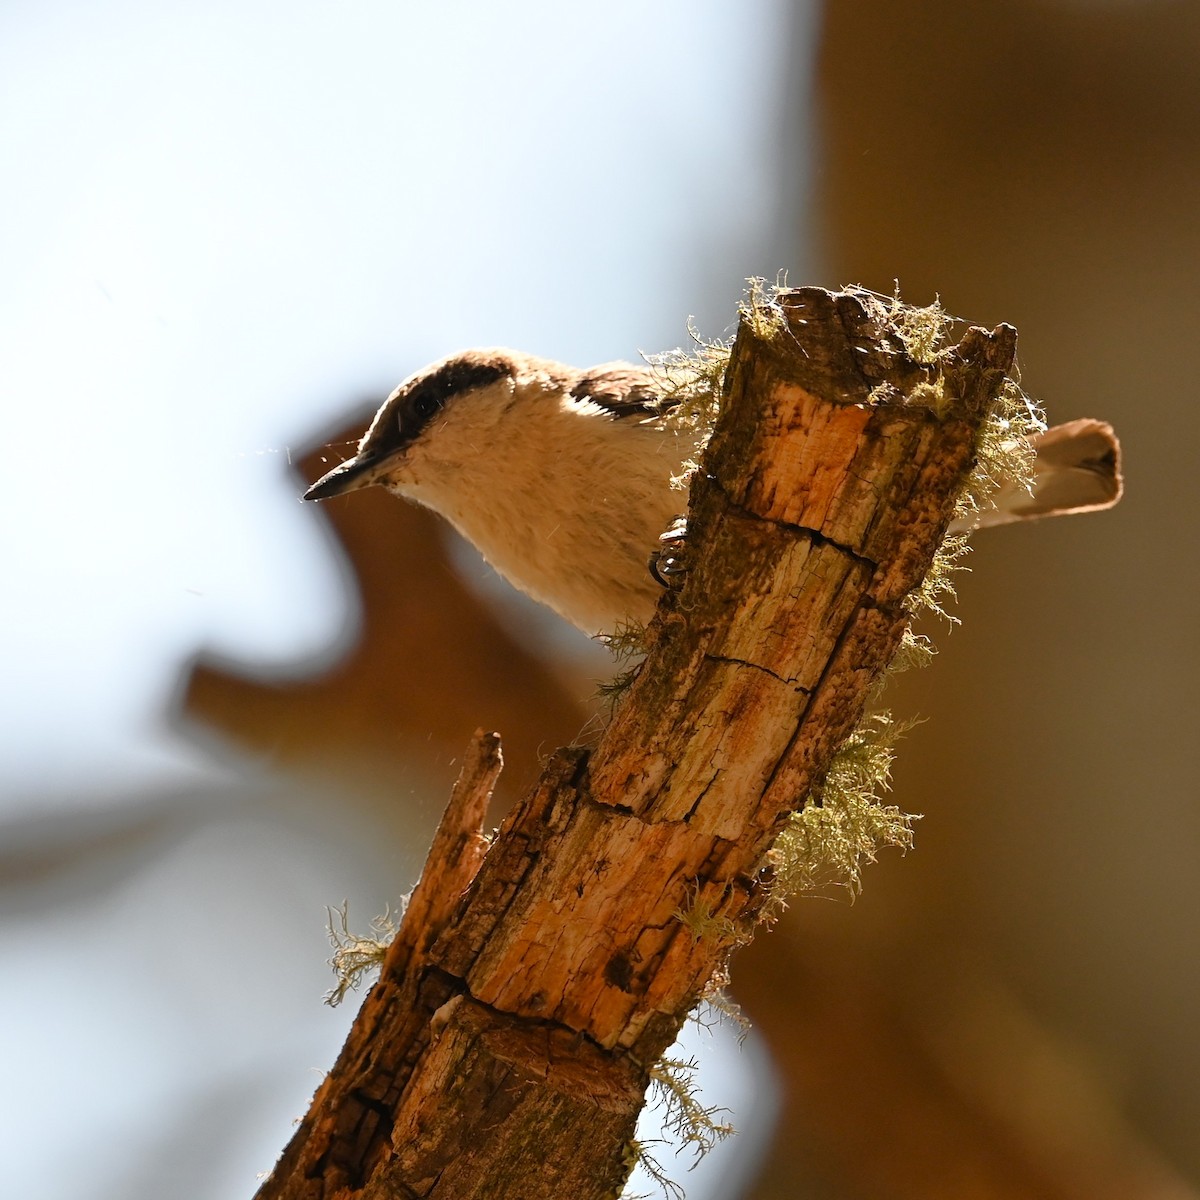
[252,286,1015,1200]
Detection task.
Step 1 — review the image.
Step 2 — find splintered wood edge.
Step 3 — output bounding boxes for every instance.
[396,728,501,953]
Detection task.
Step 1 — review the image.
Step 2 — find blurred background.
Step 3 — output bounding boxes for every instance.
[2,2,1196,1197]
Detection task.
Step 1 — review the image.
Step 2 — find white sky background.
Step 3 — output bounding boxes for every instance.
[0,2,811,1196]
[1,0,808,801]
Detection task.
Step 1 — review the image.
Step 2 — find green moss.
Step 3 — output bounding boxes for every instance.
[885,284,1046,519]
[766,712,920,912]
[955,374,1046,522]
[642,276,791,489]
[906,532,972,625]
[673,883,750,947]
[890,625,937,675]
[738,273,790,342]
[888,285,954,365]
[643,321,729,466]
[906,376,953,418]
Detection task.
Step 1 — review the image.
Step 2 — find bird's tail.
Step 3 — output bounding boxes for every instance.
[951,419,1123,533]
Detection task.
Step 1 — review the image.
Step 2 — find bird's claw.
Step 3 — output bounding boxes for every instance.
[649,515,689,589]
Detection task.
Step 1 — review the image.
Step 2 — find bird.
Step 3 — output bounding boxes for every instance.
[304,349,1122,637]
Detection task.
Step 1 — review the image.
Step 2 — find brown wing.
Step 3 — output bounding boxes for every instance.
[569,363,676,420]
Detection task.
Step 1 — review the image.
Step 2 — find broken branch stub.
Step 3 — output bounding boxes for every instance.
[254,287,1014,1200]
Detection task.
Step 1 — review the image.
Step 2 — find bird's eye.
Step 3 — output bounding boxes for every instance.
[412,393,440,421]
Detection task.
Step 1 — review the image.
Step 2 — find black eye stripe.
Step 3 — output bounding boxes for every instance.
[366,354,514,460]
[407,360,511,428]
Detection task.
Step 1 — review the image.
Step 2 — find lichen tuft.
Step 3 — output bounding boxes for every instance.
[956,373,1046,522]
[766,712,919,913]
[648,1056,735,1162]
[888,284,954,365]
[324,900,404,1007]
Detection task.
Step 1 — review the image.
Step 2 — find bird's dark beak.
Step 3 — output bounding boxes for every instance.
[303,452,382,501]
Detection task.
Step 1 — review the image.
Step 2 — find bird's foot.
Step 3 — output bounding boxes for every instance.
[649,515,689,589]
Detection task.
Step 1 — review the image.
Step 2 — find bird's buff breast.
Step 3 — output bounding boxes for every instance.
[391,405,696,635]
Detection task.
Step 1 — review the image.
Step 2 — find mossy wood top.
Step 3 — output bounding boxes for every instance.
[254,287,1014,1200]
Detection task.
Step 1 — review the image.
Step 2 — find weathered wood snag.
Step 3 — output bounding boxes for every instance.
[254,287,1015,1200]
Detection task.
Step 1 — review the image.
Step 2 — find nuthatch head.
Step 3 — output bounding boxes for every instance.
[305,349,703,635]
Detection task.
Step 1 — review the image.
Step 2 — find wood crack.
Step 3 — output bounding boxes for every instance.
[704,652,815,690]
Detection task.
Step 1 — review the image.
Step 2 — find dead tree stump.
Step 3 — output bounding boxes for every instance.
[254,286,1014,1200]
